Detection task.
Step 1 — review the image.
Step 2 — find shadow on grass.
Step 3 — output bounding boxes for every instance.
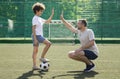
[17,70,47,79]
[52,70,99,79]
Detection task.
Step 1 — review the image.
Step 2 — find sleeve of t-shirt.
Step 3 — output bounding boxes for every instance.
[32,18,38,26]
[40,17,46,25]
[88,29,95,41]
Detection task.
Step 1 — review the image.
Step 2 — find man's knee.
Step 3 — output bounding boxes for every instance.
[75,51,84,56]
[68,51,75,58]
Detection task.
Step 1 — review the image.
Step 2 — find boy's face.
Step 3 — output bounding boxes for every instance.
[36,10,43,16]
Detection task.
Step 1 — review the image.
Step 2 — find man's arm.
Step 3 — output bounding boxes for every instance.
[60,11,77,33]
[81,30,95,50]
[45,8,54,24]
[75,40,95,53]
[81,40,95,50]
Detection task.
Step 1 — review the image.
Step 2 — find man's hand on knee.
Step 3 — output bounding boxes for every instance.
[75,49,84,56]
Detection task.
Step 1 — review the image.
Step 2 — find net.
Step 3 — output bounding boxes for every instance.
[0,0,120,39]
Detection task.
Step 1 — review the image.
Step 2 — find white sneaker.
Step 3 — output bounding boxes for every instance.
[40,58,50,62]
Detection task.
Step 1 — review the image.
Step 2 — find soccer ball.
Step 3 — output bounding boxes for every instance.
[40,62,50,71]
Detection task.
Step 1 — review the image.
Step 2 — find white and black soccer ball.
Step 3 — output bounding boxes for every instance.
[40,62,50,71]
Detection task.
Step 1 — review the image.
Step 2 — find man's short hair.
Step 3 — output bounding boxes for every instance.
[79,19,87,27]
[32,2,45,14]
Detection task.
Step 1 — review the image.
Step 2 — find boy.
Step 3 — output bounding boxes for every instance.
[60,12,99,72]
[32,2,54,70]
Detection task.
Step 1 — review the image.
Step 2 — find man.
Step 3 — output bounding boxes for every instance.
[60,12,99,72]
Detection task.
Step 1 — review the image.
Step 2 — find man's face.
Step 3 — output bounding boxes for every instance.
[77,20,84,30]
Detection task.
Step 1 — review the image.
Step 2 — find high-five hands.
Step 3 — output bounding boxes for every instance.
[52,8,54,15]
[60,10,64,20]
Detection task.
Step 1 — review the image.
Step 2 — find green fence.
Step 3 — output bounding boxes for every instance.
[0,0,120,40]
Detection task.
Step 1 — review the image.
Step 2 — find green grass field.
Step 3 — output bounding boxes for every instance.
[0,44,120,79]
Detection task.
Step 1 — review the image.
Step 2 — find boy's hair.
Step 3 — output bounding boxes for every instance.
[32,2,45,14]
[79,19,87,27]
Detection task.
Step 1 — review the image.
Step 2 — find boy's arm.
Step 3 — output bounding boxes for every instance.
[60,11,77,33]
[32,25,38,45]
[45,8,54,24]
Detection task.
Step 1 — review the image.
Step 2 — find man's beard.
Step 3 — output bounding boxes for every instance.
[78,27,81,30]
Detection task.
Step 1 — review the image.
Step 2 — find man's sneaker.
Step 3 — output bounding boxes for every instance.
[40,58,50,62]
[32,66,40,70]
[84,63,95,72]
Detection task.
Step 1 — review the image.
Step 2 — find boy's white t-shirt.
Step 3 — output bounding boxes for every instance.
[76,29,99,56]
[32,15,45,36]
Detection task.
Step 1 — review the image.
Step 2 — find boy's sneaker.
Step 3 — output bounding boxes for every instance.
[40,58,50,62]
[32,66,40,70]
[84,63,95,72]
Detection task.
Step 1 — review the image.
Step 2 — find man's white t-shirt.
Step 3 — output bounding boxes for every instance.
[76,29,99,56]
[32,15,45,36]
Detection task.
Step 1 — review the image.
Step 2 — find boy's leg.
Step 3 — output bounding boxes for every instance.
[41,39,51,59]
[32,46,38,67]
